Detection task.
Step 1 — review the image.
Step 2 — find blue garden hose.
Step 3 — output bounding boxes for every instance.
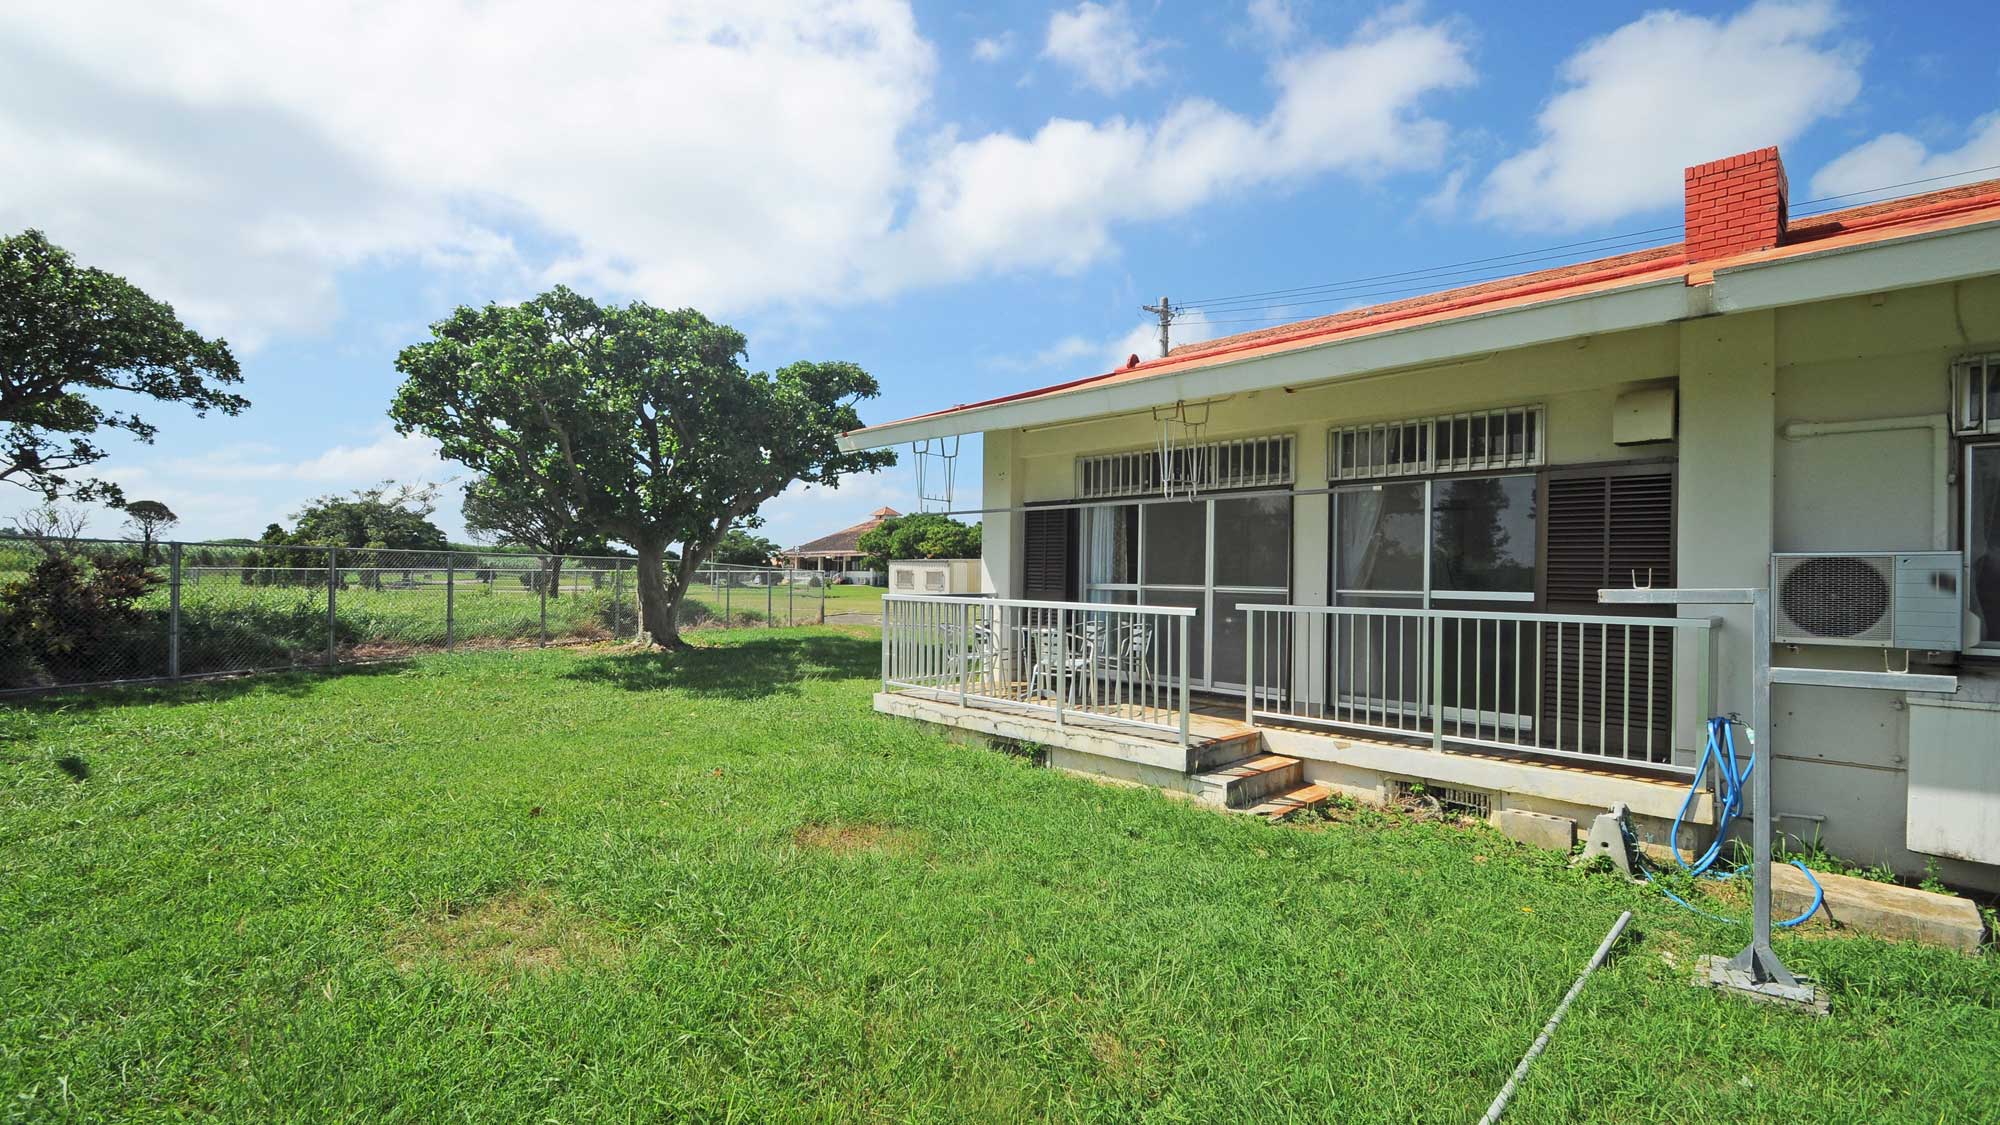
[1635,716,1824,927]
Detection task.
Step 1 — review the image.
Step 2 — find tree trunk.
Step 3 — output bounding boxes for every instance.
[635,534,682,648]
[545,554,564,600]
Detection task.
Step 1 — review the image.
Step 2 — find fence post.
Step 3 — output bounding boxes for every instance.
[612,565,623,640]
[819,577,826,625]
[445,554,456,649]
[167,541,182,679]
[766,580,773,628]
[326,547,339,668]
[539,563,549,646]
[787,576,794,627]
[724,576,731,624]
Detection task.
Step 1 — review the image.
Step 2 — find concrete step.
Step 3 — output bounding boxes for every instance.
[1188,731,1264,773]
[1243,783,1332,821]
[1189,753,1303,809]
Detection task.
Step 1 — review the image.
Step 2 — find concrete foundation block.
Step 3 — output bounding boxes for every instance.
[1495,808,1577,852]
[1772,864,1988,954]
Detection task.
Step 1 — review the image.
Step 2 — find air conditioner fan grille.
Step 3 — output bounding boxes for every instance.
[1778,556,1890,639]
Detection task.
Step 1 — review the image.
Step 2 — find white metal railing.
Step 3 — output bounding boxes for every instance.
[883,594,1197,746]
[1241,604,1716,772]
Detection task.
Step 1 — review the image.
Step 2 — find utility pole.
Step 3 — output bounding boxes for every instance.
[1140,296,1176,358]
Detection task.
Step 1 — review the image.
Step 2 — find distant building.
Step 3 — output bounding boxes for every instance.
[787,506,898,581]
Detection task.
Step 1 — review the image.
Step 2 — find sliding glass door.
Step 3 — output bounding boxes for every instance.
[1331,474,1537,730]
[1081,493,1292,690]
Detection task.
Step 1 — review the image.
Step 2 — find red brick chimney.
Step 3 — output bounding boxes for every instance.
[1683,146,1789,261]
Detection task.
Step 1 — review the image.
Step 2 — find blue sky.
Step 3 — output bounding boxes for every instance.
[3,0,1996,550]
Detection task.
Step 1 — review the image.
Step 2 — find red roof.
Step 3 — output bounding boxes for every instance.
[791,507,900,557]
[852,163,2000,437]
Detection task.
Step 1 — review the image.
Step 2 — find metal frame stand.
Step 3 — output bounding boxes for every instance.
[1598,585,1955,1015]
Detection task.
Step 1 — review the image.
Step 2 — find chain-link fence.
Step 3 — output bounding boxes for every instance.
[0,537,860,695]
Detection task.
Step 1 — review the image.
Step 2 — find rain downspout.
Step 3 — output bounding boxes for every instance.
[1780,414,1952,549]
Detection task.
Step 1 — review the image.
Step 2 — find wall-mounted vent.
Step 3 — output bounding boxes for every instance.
[1772,552,1963,650]
[1077,434,1293,499]
[1331,405,1544,481]
[1390,779,1492,819]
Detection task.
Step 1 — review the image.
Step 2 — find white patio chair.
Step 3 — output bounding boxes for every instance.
[1028,625,1095,705]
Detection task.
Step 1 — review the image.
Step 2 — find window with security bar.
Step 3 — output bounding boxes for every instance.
[1076,434,1294,499]
[1329,405,1544,481]
[1952,354,2000,436]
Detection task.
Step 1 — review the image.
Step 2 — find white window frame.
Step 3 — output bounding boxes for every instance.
[1331,472,1540,606]
[1951,353,2000,436]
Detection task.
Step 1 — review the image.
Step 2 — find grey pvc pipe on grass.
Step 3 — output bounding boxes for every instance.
[1478,910,1633,1125]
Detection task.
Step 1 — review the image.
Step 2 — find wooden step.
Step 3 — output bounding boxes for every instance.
[1188,753,1303,809]
[1243,783,1332,821]
[1189,730,1264,773]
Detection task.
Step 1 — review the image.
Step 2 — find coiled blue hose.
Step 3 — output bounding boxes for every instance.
[1636,716,1823,927]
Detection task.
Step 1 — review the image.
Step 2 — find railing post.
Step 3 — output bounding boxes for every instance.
[1178,614,1192,748]
[879,598,891,691]
[1055,608,1067,726]
[326,547,339,668]
[959,601,971,707]
[1429,611,1445,752]
[445,553,456,649]
[1243,606,1255,725]
[167,541,182,679]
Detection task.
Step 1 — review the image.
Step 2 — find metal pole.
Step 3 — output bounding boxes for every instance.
[167,541,182,679]
[445,554,456,649]
[767,580,773,628]
[959,601,972,707]
[1055,608,1067,727]
[612,565,624,639]
[1728,587,1793,985]
[724,575,731,623]
[539,563,549,646]
[1478,911,1633,1125]
[326,547,339,667]
[788,577,794,627]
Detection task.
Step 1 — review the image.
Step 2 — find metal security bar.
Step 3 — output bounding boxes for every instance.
[1077,434,1294,499]
[1240,603,1715,772]
[1330,405,1544,481]
[882,594,1196,746]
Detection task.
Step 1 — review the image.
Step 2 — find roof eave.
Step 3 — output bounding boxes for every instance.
[840,274,1700,451]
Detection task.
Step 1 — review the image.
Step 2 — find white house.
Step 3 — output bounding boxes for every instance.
[841,146,2000,893]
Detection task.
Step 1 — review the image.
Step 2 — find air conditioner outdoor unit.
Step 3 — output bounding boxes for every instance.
[1771,551,1963,650]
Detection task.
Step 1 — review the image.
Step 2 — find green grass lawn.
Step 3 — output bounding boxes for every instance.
[3,629,1995,1122]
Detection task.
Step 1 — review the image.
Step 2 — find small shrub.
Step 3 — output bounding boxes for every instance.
[0,554,163,686]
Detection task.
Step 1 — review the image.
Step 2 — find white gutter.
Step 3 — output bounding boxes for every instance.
[1780,415,1952,549]
[1709,217,2000,313]
[840,275,1702,450]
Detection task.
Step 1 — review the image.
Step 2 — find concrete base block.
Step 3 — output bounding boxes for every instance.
[1771,864,1988,954]
[1495,808,1577,852]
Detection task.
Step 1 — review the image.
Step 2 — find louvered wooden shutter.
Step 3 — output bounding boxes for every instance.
[1022,508,1076,602]
[1539,465,1676,763]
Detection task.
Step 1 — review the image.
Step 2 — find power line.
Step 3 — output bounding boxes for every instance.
[1175,224,1677,310]
[1168,162,2000,322]
[1179,234,1674,316]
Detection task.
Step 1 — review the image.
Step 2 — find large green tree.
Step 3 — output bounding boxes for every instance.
[0,230,246,503]
[711,527,781,567]
[857,512,981,571]
[390,286,893,647]
[288,483,450,552]
[460,473,610,598]
[122,499,178,562]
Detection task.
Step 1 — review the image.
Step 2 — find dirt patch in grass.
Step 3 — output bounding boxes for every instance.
[389,888,624,985]
[794,822,922,856]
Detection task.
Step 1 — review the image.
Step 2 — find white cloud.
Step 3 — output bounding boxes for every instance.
[1810,111,2000,202]
[1044,2,1167,95]
[0,2,1473,353]
[1244,0,1302,48]
[972,34,1013,63]
[1477,1,1862,229]
[23,426,462,540]
[0,1,933,346]
[880,12,1473,291]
